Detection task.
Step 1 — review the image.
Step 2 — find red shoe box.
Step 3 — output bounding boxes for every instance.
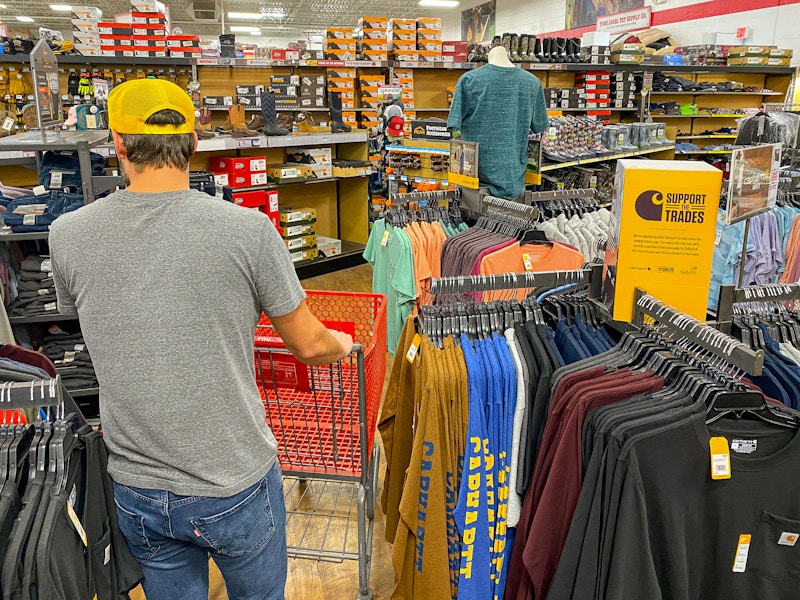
[231,190,266,208]
[260,190,280,228]
[210,156,267,173]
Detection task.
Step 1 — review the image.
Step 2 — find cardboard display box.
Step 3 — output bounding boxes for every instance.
[602,160,722,322]
[280,206,318,224]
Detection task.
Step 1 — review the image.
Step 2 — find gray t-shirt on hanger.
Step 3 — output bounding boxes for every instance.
[50,188,306,497]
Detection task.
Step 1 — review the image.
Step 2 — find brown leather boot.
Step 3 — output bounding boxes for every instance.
[247,114,266,131]
[196,108,215,139]
[276,112,293,131]
[229,104,258,137]
[296,110,316,134]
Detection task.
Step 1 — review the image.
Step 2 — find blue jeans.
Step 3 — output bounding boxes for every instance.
[112,463,287,600]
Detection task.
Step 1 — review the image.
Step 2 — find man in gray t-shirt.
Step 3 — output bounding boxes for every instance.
[49,79,352,600]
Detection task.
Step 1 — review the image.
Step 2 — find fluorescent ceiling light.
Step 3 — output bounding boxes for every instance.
[16,15,34,21]
[228,11,284,19]
[0,4,9,8]
[418,0,459,6]
[230,25,260,33]
[49,4,72,10]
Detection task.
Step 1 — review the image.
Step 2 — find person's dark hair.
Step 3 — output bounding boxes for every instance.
[120,109,195,173]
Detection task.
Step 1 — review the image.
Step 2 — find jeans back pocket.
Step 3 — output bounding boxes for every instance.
[190,481,275,558]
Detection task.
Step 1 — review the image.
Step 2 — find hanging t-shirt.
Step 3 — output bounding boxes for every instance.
[447,64,549,200]
[479,242,586,301]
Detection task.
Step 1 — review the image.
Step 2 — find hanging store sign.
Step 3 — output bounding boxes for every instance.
[596,6,652,34]
[448,139,479,189]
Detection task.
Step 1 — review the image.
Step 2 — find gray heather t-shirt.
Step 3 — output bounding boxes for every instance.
[49,189,306,497]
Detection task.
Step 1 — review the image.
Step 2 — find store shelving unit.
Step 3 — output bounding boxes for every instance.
[541,144,676,172]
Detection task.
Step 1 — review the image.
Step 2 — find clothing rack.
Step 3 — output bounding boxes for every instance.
[716,282,800,335]
[632,288,765,375]
[482,195,539,218]
[525,188,598,203]
[0,377,64,410]
[390,188,459,207]
[429,264,604,298]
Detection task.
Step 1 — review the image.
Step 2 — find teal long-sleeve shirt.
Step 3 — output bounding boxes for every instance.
[447,64,549,200]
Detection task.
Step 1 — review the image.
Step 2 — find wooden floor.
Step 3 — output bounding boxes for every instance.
[130,264,397,600]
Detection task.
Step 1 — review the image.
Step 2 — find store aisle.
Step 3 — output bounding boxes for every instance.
[129,265,395,599]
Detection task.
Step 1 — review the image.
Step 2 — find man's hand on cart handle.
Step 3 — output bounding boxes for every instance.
[329,329,354,360]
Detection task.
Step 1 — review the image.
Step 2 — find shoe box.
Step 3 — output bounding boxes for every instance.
[203,96,234,109]
[287,147,332,179]
[279,206,319,260]
[544,87,586,110]
[211,156,268,188]
[236,85,265,109]
[443,40,469,63]
[269,164,315,184]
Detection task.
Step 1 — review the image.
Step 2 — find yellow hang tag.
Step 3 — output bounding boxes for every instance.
[66,499,88,547]
[522,253,534,272]
[380,230,390,247]
[406,333,421,363]
[710,436,731,480]
[732,534,751,572]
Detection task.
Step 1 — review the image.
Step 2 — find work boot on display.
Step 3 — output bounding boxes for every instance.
[532,36,542,62]
[558,38,569,62]
[502,33,511,56]
[518,35,529,62]
[260,91,290,136]
[509,34,521,61]
[540,37,551,62]
[550,37,561,61]
[296,111,317,133]
[328,91,352,133]
[571,38,583,62]
[229,104,258,138]
[492,35,501,47]
[276,112,293,131]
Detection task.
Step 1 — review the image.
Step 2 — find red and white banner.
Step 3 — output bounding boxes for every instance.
[595,6,652,33]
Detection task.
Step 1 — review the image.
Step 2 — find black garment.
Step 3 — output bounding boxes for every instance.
[554,403,800,600]
[3,478,45,599]
[0,486,21,568]
[513,324,539,496]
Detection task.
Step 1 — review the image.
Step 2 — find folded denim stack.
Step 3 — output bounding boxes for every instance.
[2,191,84,233]
[8,255,58,318]
[42,326,98,390]
[39,150,107,193]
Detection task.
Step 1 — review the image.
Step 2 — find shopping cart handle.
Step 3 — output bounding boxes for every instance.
[350,343,363,354]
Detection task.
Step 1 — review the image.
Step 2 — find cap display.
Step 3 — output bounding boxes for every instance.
[108,78,195,135]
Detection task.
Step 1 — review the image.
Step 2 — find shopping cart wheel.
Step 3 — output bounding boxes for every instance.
[356,589,374,600]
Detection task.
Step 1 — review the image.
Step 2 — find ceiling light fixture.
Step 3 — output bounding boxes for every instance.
[228,11,284,19]
[0,4,9,8]
[230,25,261,33]
[227,12,262,19]
[49,4,72,10]
[16,15,34,21]
[418,0,459,6]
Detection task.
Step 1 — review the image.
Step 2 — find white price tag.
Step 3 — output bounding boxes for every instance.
[44,302,57,312]
[405,333,421,363]
[732,534,751,573]
[380,230,390,247]
[41,259,51,272]
[50,171,63,189]
[23,215,35,225]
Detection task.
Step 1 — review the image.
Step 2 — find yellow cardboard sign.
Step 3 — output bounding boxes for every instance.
[602,160,722,322]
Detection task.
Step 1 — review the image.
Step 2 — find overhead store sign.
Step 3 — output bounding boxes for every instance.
[596,6,651,34]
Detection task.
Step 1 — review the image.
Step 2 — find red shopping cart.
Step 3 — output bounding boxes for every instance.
[254,291,386,600]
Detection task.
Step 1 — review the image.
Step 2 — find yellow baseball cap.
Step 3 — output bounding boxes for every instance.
[108,78,195,134]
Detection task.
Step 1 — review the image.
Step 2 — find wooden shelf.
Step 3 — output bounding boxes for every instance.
[676,134,737,140]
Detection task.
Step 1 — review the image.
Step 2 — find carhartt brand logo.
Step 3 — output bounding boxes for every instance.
[635,190,664,221]
[635,189,708,224]
[779,532,799,546]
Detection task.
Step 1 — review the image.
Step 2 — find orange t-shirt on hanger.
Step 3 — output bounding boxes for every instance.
[479,241,585,301]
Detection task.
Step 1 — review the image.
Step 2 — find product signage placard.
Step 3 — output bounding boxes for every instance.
[411,120,452,141]
[448,139,479,189]
[29,40,61,129]
[525,139,542,185]
[726,143,782,225]
[596,6,652,34]
[602,160,722,322]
